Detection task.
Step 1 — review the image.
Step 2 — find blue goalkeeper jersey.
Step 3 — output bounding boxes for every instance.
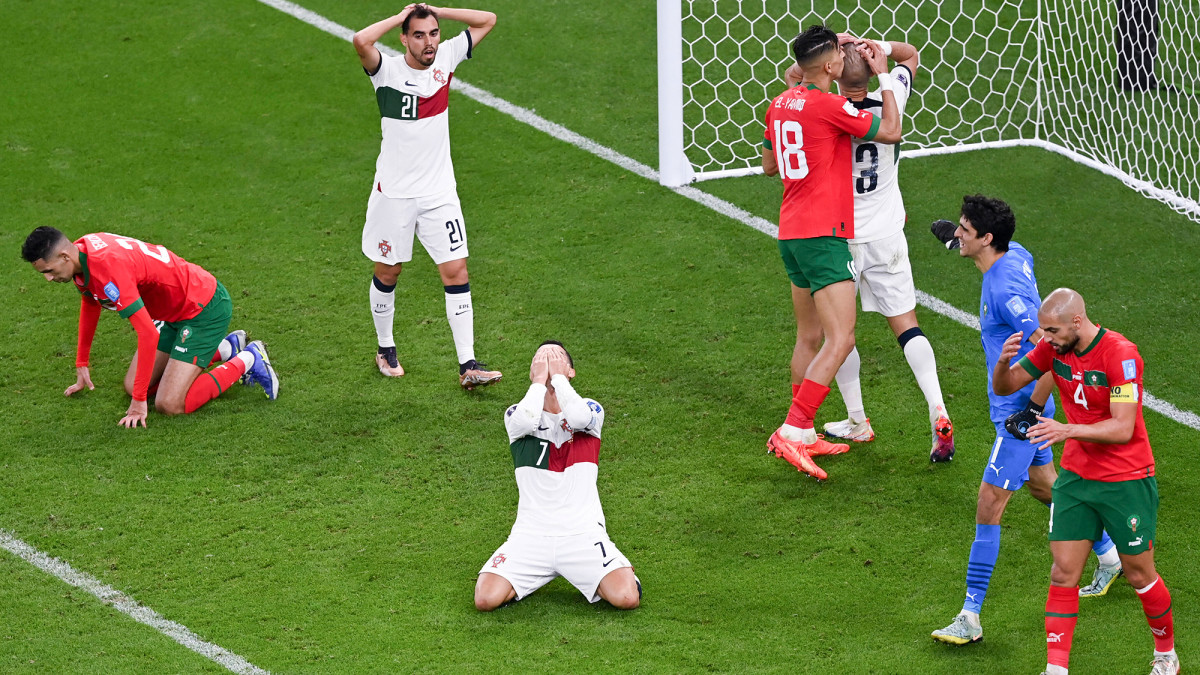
[980,242,1056,425]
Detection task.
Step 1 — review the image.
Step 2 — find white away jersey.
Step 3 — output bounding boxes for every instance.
[847,65,913,243]
[367,31,472,198]
[503,375,607,537]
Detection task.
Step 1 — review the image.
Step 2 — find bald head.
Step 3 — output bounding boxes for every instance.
[1040,288,1087,324]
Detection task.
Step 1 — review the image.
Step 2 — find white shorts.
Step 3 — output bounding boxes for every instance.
[849,230,916,317]
[361,186,468,265]
[479,530,633,603]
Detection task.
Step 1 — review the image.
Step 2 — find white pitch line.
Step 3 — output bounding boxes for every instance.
[0,530,269,675]
[257,0,1200,434]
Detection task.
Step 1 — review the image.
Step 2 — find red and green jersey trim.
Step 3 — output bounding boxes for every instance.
[861,114,881,142]
[118,298,145,319]
[510,433,600,472]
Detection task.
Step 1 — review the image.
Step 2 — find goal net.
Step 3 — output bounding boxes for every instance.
[656,0,1200,222]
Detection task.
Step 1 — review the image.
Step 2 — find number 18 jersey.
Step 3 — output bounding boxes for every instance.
[763,84,879,240]
[848,65,913,244]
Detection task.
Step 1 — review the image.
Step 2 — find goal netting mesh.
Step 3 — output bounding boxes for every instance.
[671,0,1200,221]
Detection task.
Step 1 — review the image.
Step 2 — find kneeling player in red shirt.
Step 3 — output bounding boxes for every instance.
[23,227,279,428]
[993,288,1179,675]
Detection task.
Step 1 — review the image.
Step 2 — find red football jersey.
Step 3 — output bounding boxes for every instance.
[763,84,879,240]
[1020,328,1154,481]
[73,233,218,323]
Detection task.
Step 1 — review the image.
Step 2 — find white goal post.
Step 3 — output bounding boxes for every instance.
[656,0,1200,222]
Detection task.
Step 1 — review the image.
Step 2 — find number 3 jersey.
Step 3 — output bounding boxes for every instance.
[763,83,879,241]
[366,31,472,199]
[847,65,913,244]
[503,375,607,537]
[72,233,217,322]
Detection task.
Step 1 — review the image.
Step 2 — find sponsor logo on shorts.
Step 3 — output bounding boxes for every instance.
[1128,514,1141,532]
[1129,536,1144,547]
[378,240,392,256]
[174,345,188,353]
[490,553,506,568]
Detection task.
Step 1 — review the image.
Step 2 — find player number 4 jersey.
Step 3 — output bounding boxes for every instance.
[73,233,217,323]
[1019,328,1154,481]
[763,84,879,241]
[503,376,607,537]
[367,31,472,199]
[848,65,913,243]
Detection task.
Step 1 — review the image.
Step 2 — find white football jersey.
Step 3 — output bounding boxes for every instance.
[367,31,472,198]
[503,375,608,537]
[847,65,913,243]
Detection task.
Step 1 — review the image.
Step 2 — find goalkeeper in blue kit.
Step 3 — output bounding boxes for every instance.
[928,196,1121,646]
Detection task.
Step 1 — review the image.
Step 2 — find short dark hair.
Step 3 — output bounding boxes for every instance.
[22,226,69,263]
[538,340,573,368]
[402,5,438,34]
[792,24,838,67]
[960,194,1015,252]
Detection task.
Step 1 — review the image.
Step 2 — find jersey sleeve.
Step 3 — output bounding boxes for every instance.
[994,282,1041,334]
[550,374,603,438]
[75,293,101,368]
[888,65,913,115]
[825,95,879,140]
[368,51,394,87]
[1105,342,1143,404]
[1018,338,1054,378]
[505,383,547,442]
[441,31,473,69]
[89,254,145,319]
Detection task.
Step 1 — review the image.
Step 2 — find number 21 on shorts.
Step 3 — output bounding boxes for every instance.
[772,119,809,180]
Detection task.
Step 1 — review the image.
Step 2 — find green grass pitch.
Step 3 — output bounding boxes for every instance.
[2,0,1197,672]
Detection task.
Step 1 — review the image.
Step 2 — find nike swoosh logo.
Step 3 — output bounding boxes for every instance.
[373,310,390,315]
[455,310,470,315]
[405,80,417,86]
[602,558,617,567]
[449,244,464,251]
[537,425,549,431]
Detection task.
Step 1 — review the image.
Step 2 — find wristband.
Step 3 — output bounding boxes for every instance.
[875,40,893,57]
[876,72,894,91]
[1028,400,1045,414]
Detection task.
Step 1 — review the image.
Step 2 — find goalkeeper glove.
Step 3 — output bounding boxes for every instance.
[930,219,961,249]
[1004,400,1045,441]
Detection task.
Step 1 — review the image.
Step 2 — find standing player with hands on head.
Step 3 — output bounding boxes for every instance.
[22,227,279,428]
[762,25,901,481]
[993,288,1180,675]
[474,341,641,612]
[353,3,501,389]
[787,34,956,462]
[928,196,1120,647]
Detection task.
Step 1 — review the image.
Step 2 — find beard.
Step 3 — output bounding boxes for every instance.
[1052,336,1079,355]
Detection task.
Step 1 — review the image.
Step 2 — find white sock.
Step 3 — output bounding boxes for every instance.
[834,347,866,423]
[217,337,234,362]
[1097,547,1121,568]
[780,425,816,444]
[902,334,946,423]
[960,610,981,628]
[445,285,474,365]
[370,278,396,349]
[1045,665,1067,675]
[1155,648,1178,659]
[234,350,255,371]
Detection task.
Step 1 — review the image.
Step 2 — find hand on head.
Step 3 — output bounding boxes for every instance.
[546,347,571,379]
[856,40,888,74]
[530,349,550,385]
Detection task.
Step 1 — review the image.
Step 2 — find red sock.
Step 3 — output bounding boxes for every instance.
[785,379,830,429]
[1136,576,1175,652]
[1045,584,1079,669]
[184,360,247,413]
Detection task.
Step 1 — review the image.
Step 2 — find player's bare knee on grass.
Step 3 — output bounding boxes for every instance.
[473,573,514,612]
[154,396,186,416]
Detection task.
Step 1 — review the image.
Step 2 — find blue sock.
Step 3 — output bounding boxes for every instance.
[1093,531,1116,557]
[964,524,1001,614]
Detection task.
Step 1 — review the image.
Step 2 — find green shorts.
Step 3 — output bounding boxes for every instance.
[1049,468,1158,555]
[157,282,233,366]
[778,236,855,293]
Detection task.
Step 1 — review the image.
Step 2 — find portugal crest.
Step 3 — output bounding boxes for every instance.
[433,68,446,84]
[378,239,392,256]
[490,553,506,568]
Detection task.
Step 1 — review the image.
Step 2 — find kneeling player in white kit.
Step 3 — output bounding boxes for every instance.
[787,35,955,462]
[353,4,502,388]
[474,341,641,611]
